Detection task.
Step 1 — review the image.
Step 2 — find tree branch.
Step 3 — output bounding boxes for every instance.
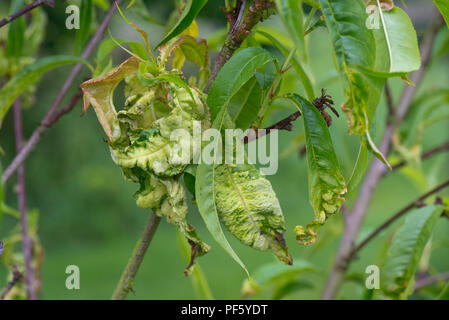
[347,179,449,263]
[2,0,123,184]
[322,11,442,300]
[13,98,35,300]
[0,265,23,300]
[389,140,449,172]
[204,0,274,92]
[244,111,301,143]
[0,0,54,29]
[111,213,161,300]
[415,271,449,291]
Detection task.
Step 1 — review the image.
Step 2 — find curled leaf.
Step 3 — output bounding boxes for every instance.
[286,94,347,245]
[214,163,292,265]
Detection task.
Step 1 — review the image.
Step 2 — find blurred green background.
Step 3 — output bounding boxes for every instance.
[0,0,448,299]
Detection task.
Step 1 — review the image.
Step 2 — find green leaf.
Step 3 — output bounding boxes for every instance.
[207,47,273,122]
[258,30,315,101]
[433,0,449,27]
[227,77,263,130]
[6,0,26,59]
[319,0,390,166]
[0,162,4,228]
[286,94,347,245]
[0,55,92,127]
[75,0,93,56]
[172,35,210,90]
[382,205,444,299]
[361,5,420,75]
[196,108,249,276]
[275,0,307,63]
[156,0,208,48]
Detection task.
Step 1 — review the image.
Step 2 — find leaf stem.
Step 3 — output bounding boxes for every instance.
[111,213,161,300]
[13,98,35,300]
[0,0,54,29]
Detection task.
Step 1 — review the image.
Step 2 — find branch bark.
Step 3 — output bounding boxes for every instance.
[347,179,449,262]
[0,0,54,29]
[322,12,442,300]
[2,0,123,184]
[204,0,273,92]
[0,265,23,300]
[111,213,161,300]
[13,98,35,300]
[415,271,449,291]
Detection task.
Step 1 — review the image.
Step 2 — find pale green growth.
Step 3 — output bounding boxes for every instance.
[214,164,292,265]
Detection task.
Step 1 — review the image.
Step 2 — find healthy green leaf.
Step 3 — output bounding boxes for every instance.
[275,0,307,63]
[258,30,315,101]
[0,55,92,127]
[75,0,93,56]
[319,0,390,167]
[359,5,421,75]
[226,77,263,130]
[156,0,208,48]
[207,47,273,122]
[382,205,444,299]
[6,0,25,59]
[286,94,347,245]
[433,0,449,27]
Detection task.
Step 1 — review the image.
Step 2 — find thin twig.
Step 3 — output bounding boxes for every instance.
[0,265,23,300]
[112,213,161,300]
[204,0,273,92]
[2,0,123,184]
[13,98,35,300]
[244,111,301,143]
[322,11,442,300]
[415,271,449,291]
[347,179,449,263]
[0,0,54,29]
[389,141,449,172]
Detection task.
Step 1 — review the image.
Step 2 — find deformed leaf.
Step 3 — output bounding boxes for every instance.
[0,55,92,127]
[214,163,292,265]
[382,205,443,299]
[195,108,250,276]
[81,57,140,140]
[287,94,347,245]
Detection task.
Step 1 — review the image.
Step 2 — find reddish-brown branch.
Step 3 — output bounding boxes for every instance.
[13,98,35,300]
[244,111,301,143]
[0,0,54,29]
[0,265,23,300]
[415,271,449,290]
[2,0,123,184]
[204,0,273,92]
[346,179,449,264]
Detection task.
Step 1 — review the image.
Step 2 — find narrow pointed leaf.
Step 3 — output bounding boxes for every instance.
[433,0,449,27]
[156,0,208,48]
[75,0,93,55]
[382,205,443,299]
[0,55,92,127]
